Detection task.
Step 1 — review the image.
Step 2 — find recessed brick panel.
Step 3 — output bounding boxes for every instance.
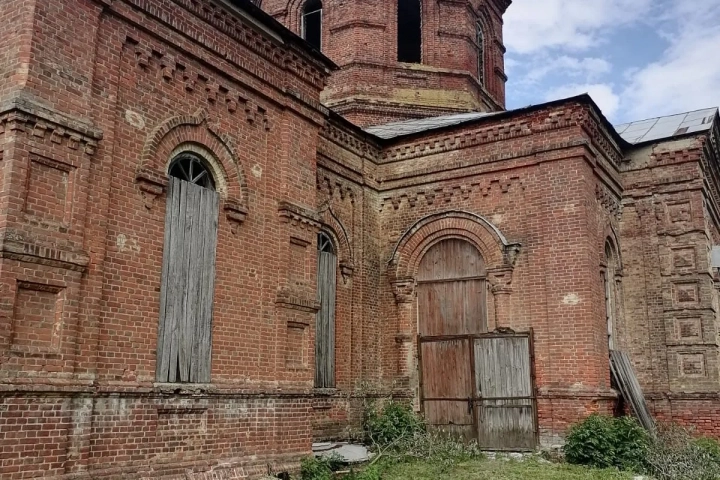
[675,318,702,342]
[679,353,706,377]
[667,201,692,224]
[672,247,696,271]
[11,282,65,354]
[286,321,308,367]
[24,154,73,224]
[674,283,699,306]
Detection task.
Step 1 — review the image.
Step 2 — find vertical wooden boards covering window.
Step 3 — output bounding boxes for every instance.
[156,176,219,383]
[315,235,336,388]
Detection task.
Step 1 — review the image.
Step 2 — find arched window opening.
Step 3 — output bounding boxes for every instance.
[604,240,620,351]
[315,231,336,388]
[156,152,220,384]
[302,0,323,51]
[397,0,422,63]
[476,21,485,85]
[169,152,216,190]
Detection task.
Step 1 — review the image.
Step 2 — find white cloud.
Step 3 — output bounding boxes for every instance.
[620,0,720,120]
[504,0,652,54]
[544,83,621,119]
[521,56,612,84]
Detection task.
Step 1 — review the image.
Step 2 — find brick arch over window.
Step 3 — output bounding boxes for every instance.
[318,204,354,279]
[388,211,519,282]
[135,109,249,226]
[601,224,623,271]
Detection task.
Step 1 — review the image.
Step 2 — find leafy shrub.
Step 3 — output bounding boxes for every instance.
[299,456,332,480]
[695,437,720,463]
[361,401,483,474]
[299,453,344,480]
[363,401,425,447]
[645,425,720,480]
[564,414,649,472]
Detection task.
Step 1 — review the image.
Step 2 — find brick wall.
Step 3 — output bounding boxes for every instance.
[263,0,508,126]
[0,0,333,477]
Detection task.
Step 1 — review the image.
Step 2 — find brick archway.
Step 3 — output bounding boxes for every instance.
[134,109,249,228]
[388,211,519,284]
[318,204,354,280]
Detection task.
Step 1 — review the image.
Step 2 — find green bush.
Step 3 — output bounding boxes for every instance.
[363,401,425,447]
[299,453,344,480]
[695,436,720,463]
[564,414,650,472]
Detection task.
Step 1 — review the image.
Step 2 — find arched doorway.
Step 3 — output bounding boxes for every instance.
[417,239,487,336]
[416,239,487,440]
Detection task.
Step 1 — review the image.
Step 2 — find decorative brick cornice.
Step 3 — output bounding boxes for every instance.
[0,231,90,272]
[320,118,378,161]
[0,97,102,156]
[377,120,532,162]
[278,201,322,230]
[379,177,524,212]
[126,37,273,132]
[123,0,330,90]
[275,288,321,313]
[317,172,357,203]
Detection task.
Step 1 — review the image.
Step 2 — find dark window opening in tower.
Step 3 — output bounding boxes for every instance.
[398,0,422,63]
[302,0,323,51]
[476,22,485,85]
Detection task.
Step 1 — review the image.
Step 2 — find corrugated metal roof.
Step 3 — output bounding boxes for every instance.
[614,108,718,144]
[364,111,499,139]
[362,104,719,145]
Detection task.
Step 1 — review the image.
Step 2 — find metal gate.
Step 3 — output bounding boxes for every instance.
[418,331,537,450]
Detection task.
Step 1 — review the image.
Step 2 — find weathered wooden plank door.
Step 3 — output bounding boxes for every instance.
[315,233,336,388]
[419,336,475,439]
[417,239,487,336]
[417,239,486,434]
[474,334,536,450]
[157,176,219,383]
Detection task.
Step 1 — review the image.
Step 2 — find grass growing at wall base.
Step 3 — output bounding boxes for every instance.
[377,457,636,480]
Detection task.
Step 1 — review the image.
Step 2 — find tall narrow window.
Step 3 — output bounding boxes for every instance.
[476,22,485,85]
[156,153,219,383]
[302,0,323,51]
[315,232,336,388]
[398,0,422,63]
[604,241,619,351]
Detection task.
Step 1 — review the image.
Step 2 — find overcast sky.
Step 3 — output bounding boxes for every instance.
[503,0,720,124]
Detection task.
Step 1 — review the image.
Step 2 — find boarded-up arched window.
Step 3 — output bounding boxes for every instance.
[302,0,323,51]
[604,239,620,351]
[156,153,219,383]
[398,0,422,63]
[315,232,336,388]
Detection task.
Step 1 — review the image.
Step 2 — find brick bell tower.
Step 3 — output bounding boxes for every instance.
[263,0,511,127]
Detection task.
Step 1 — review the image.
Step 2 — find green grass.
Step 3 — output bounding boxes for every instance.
[378,458,637,480]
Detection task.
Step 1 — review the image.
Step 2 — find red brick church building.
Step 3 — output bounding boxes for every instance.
[1,0,720,477]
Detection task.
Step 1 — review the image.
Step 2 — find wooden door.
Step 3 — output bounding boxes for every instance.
[315,233,336,388]
[474,334,536,450]
[419,337,475,439]
[417,239,487,336]
[156,176,219,383]
[417,239,486,432]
